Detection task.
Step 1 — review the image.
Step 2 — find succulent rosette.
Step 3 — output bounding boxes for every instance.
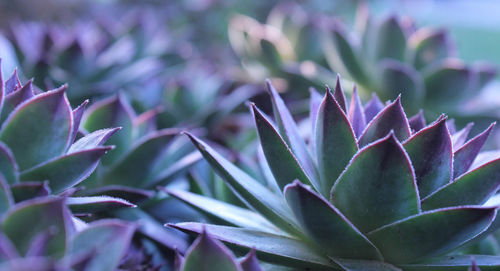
[169,77,500,270]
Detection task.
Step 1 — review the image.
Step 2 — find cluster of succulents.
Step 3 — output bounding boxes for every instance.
[170,78,500,270]
[2,1,500,271]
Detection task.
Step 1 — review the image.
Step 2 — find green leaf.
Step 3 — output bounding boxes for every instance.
[20,147,112,194]
[266,81,319,185]
[315,90,357,197]
[404,115,452,198]
[113,207,188,252]
[373,16,407,62]
[378,60,424,114]
[348,87,366,139]
[358,97,411,147]
[423,61,471,107]
[83,94,134,165]
[251,104,314,191]
[71,220,135,271]
[68,100,88,147]
[68,127,120,152]
[367,207,496,263]
[0,80,34,124]
[0,142,18,184]
[10,181,50,202]
[182,230,242,271]
[0,174,13,217]
[332,258,402,271]
[2,197,72,258]
[322,26,370,87]
[101,129,177,188]
[171,222,333,269]
[66,196,135,213]
[422,157,500,210]
[400,255,500,271]
[332,133,419,233]
[185,133,302,236]
[409,29,454,70]
[76,185,153,203]
[0,86,72,170]
[284,181,382,260]
[453,123,495,178]
[166,189,279,233]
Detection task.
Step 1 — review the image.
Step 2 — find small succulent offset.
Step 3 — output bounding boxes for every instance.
[170,77,500,270]
[322,6,497,115]
[0,63,136,213]
[0,197,135,271]
[174,229,262,271]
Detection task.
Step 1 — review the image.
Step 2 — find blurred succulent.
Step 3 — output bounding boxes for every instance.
[6,13,179,105]
[174,229,262,271]
[321,6,497,116]
[170,78,500,270]
[0,196,135,271]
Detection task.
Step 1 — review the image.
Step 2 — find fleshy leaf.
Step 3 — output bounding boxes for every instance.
[379,60,424,113]
[0,80,34,124]
[284,181,382,260]
[374,16,407,62]
[309,87,323,140]
[4,69,21,95]
[332,133,419,233]
[171,223,333,269]
[0,174,13,217]
[251,104,314,191]
[68,128,120,152]
[166,189,278,233]
[71,220,135,271]
[68,100,88,147]
[348,86,366,139]
[367,207,496,263]
[0,86,72,170]
[403,115,452,198]
[316,90,358,197]
[266,80,318,184]
[408,111,426,133]
[185,133,302,236]
[2,197,72,258]
[332,258,402,271]
[0,142,18,184]
[66,196,135,213]
[424,61,471,106]
[400,255,500,271]
[333,74,347,112]
[181,230,242,271]
[77,185,154,203]
[20,147,112,193]
[422,157,500,210]
[83,94,135,165]
[10,181,50,202]
[101,129,177,188]
[364,93,384,123]
[240,249,262,271]
[358,96,411,147]
[409,29,454,70]
[452,123,473,150]
[453,123,495,178]
[113,207,188,252]
[322,26,370,87]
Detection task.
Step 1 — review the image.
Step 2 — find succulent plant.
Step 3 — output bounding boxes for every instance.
[0,196,135,271]
[174,229,262,271]
[0,63,139,213]
[169,77,500,270]
[321,6,497,116]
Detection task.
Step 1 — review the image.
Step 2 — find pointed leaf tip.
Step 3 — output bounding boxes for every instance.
[454,122,496,178]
